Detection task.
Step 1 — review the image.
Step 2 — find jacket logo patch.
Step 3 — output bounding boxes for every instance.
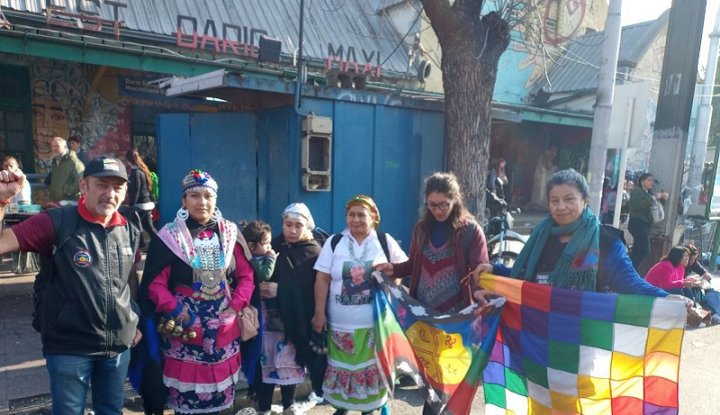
[73,250,93,268]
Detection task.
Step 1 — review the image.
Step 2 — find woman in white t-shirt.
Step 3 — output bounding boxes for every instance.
[312,195,407,415]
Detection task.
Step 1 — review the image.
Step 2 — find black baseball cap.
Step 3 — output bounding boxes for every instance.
[83,156,128,182]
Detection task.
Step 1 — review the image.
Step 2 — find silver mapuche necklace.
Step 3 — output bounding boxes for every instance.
[347,237,370,263]
[191,229,226,300]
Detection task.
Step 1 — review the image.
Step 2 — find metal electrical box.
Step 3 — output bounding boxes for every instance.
[301,115,332,191]
[302,115,333,135]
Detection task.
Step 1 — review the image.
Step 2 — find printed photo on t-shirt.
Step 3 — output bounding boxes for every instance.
[336,259,373,305]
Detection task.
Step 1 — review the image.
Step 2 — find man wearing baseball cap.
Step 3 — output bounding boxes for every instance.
[0,156,143,414]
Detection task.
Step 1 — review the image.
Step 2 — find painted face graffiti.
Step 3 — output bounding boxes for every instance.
[32,96,69,161]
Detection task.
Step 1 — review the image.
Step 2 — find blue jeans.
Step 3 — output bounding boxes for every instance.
[45,349,130,415]
[703,289,720,314]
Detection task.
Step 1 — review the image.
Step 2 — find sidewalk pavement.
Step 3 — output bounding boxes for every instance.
[0,256,316,415]
[0,267,47,415]
[0,242,484,414]
[3,220,720,414]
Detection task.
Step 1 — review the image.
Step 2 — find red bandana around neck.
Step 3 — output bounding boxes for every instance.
[77,196,127,227]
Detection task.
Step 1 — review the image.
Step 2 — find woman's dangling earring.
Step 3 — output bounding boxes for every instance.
[176,207,189,221]
[211,207,222,222]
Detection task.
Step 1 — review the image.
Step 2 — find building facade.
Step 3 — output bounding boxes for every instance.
[0,0,446,241]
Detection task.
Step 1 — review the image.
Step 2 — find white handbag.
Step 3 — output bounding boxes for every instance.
[650,198,665,223]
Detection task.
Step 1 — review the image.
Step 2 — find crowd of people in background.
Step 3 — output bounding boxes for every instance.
[1,138,718,414]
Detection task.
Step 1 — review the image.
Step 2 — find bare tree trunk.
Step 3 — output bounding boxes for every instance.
[442,37,495,217]
[420,1,510,220]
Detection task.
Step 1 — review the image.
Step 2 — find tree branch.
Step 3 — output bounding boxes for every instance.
[419,0,455,40]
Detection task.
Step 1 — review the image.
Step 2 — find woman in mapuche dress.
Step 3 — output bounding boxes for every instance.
[140,169,255,413]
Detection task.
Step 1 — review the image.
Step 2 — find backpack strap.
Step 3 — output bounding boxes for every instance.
[312,227,330,246]
[377,231,390,260]
[47,206,79,256]
[330,233,343,251]
[32,207,78,333]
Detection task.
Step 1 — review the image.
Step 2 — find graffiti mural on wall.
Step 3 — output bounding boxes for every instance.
[30,59,130,172]
[30,61,82,171]
[513,0,591,88]
[542,0,587,45]
[84,95,131,160]
[0,52,246,177]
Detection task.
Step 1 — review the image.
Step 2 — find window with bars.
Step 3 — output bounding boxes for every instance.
[0,64,33,172]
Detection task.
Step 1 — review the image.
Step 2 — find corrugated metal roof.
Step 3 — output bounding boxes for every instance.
[535,10,669,95]
[1,0,412,74]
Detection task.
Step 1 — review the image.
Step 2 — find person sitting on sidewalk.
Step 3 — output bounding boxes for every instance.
[645,246,717,326]
[684,244,720,325]
[0,157,143,415]
[645,246,693,296]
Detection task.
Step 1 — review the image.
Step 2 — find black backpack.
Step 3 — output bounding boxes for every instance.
[312,226,331,247]
[31,207,79,332]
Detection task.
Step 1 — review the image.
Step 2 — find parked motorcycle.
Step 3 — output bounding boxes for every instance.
[484,210,527,267]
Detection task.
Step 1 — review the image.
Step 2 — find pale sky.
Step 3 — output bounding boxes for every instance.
[621,0,720,30]
[621,0,674,26]
[622,0,720,73]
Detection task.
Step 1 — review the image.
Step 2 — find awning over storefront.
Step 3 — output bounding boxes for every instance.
[161,69,593,127]
[0,25,263,77]
[161,69,445,112]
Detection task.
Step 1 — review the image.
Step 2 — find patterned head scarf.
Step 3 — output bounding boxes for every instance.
[282,202,315,231]
[346,194,381,229]
[182,169,218,197]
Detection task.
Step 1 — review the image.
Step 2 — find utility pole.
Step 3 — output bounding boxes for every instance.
[587,0,623,215]
[647,0,707,271]
[294,0,306,115]
[688,5,720,207]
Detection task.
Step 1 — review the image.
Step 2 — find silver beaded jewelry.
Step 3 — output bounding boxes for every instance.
[176,207,189,221]
[211,207,222,222]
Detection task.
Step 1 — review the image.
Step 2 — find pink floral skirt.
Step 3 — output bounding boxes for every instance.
[162,291,241,413]
[260,301,306,385]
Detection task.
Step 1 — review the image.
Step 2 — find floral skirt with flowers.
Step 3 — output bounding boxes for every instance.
[323,327,386,412]
[162,290,242,414]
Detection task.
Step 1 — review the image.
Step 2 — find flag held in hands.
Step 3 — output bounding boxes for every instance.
[372,271,504,415]
[478,273,686,415]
